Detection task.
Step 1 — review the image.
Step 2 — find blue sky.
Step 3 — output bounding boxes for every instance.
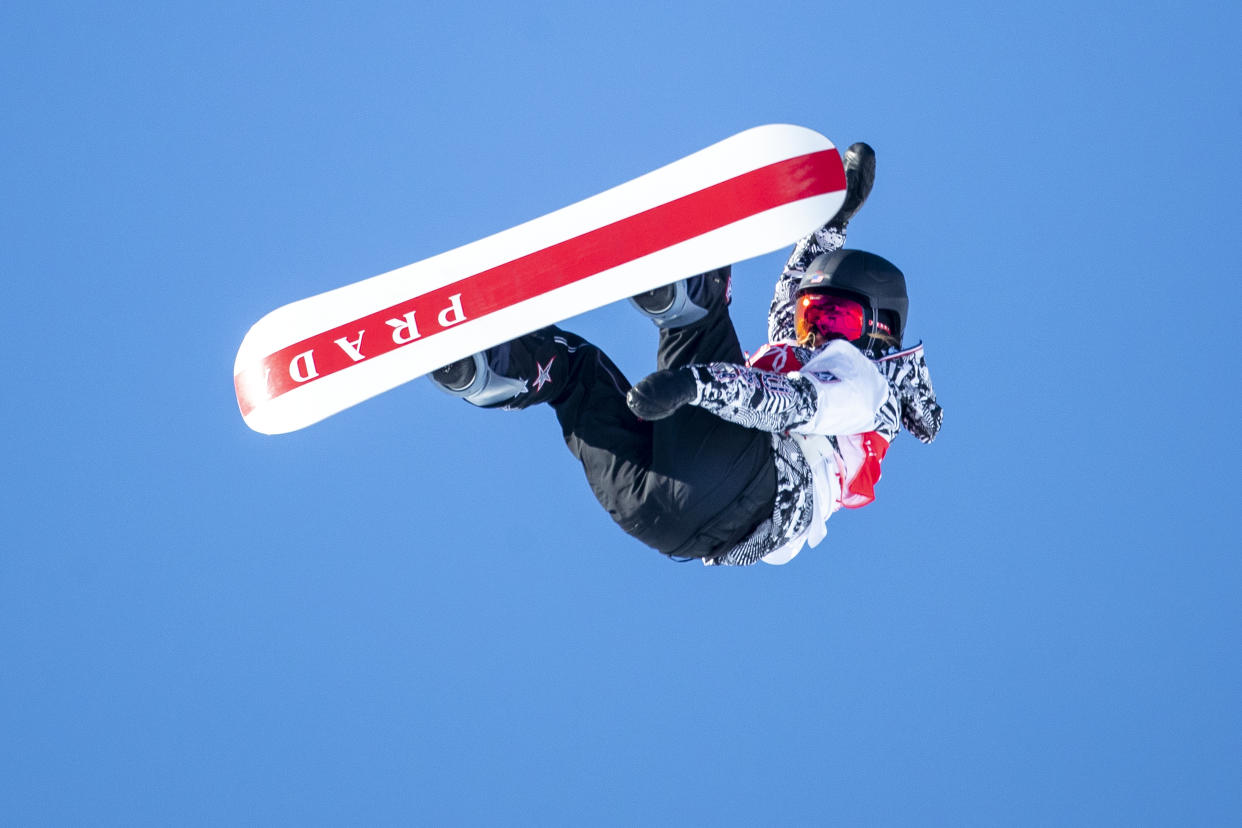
[3,1,1239,824]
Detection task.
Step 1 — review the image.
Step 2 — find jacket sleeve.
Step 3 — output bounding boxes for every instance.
[876,345,944,443]
[688,340,888,436]
[686,362,820,432]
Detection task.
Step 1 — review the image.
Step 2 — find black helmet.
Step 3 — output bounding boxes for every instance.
[796,249,908,354]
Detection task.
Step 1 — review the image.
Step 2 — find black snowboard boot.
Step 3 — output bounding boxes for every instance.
[827,142,876,231]
[628,266,732,329]
[430,326,589,409]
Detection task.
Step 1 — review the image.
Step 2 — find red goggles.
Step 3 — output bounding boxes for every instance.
[794,293,866,344]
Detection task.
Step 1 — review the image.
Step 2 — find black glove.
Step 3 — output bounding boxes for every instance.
[626,368,698,420]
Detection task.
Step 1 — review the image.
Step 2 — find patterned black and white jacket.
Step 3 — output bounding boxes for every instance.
[685,226,943,566]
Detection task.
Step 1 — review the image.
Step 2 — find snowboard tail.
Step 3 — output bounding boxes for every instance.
[235,125,847,434]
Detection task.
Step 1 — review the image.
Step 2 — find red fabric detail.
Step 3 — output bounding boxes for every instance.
[746,342,804,373]
[839,431,889,509]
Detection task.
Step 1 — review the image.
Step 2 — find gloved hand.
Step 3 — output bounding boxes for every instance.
[878,346,942,444]
[626,367,698,420]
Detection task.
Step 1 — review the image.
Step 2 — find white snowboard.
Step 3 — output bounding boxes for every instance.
[234,124,847,434]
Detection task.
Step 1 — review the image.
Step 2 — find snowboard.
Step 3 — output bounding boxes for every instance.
[234,124,847,434]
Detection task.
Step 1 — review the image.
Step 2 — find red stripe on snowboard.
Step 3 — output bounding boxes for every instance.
[236,149,844,416]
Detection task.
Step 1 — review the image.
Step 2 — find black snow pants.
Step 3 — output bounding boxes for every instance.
[550,277,776,559]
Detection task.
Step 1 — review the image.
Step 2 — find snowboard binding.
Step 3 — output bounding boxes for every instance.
[628,266,731,329]
[431,352,529,407]
[431,327,589,409]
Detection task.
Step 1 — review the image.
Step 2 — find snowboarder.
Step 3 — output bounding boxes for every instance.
[431,143,942,565]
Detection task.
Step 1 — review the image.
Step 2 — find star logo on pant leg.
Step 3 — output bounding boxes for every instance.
[532,357,556,392]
